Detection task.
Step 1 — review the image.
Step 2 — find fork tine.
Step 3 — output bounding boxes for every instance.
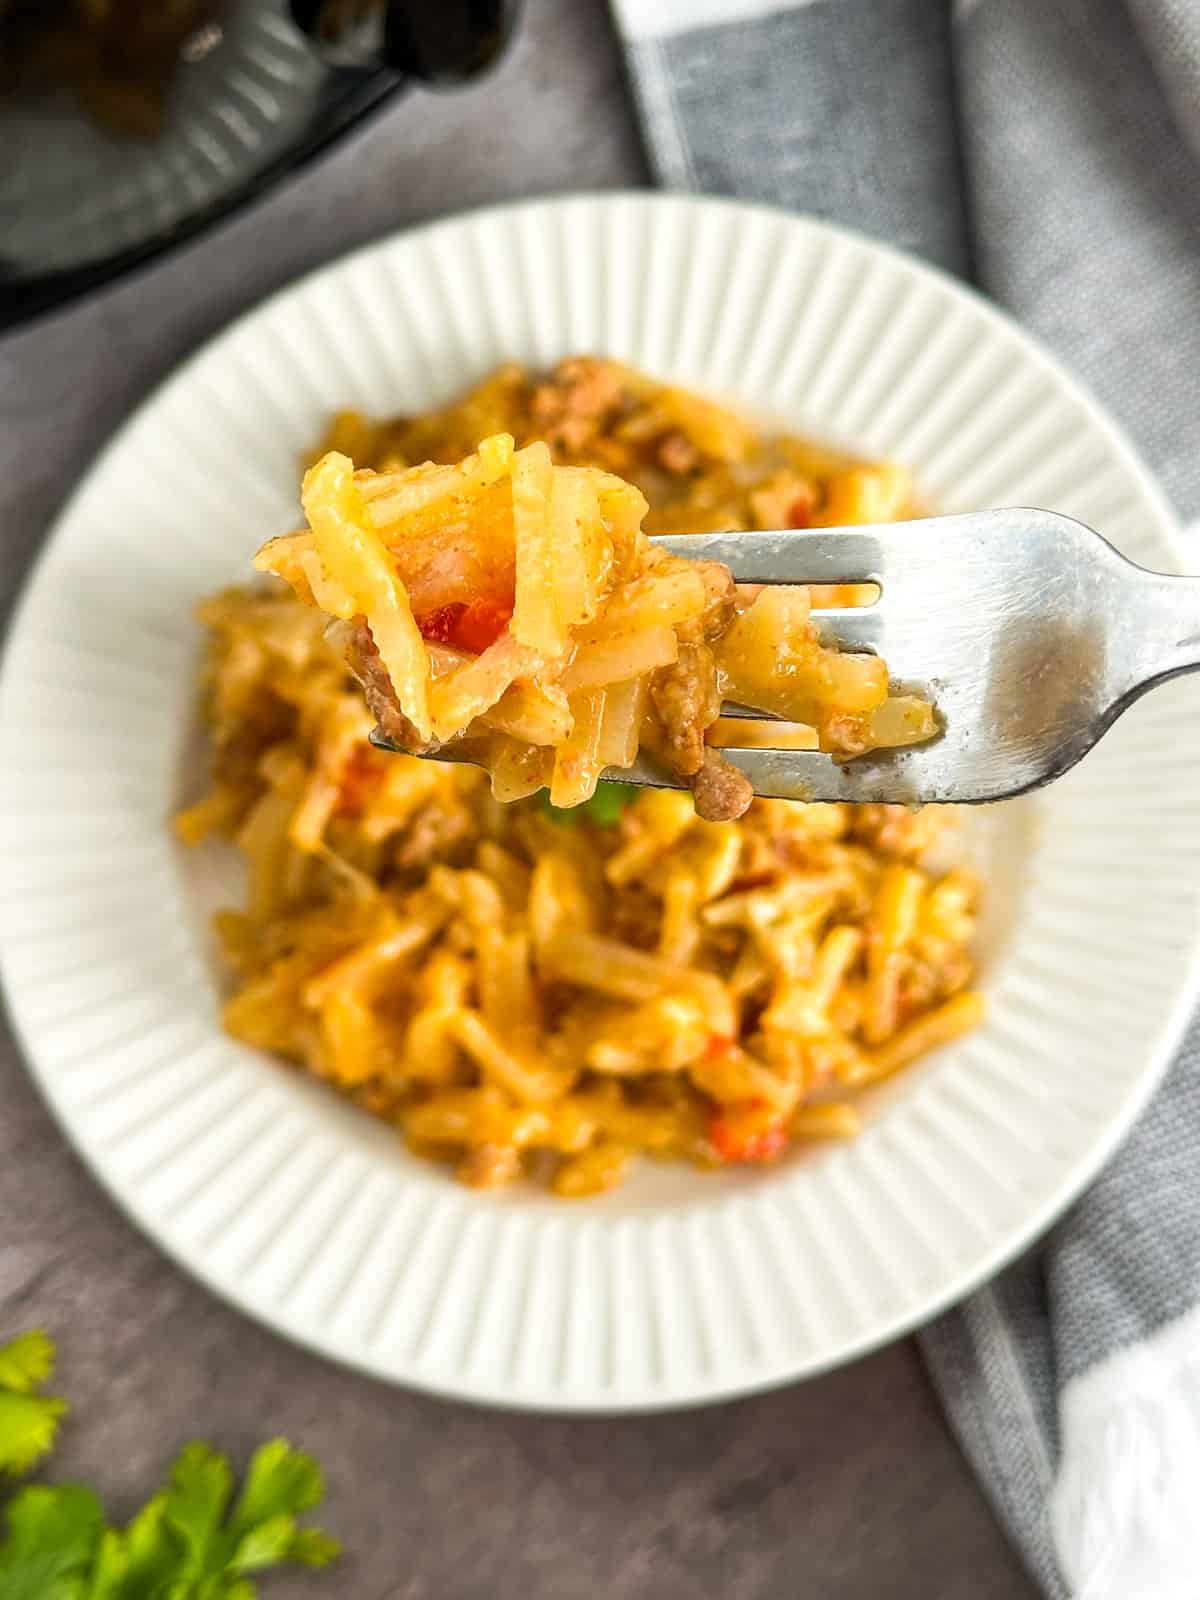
[714,701,785,720]
[612,748,939,803]
[380,733,940,806]
[654,531,889,651]
[649,529,883,584]
[368,730,477,761]
[810,606,884,653]
[596,755,864,800]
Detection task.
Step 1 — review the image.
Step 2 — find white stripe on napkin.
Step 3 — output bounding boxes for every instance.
[624,36,698,190]
[1052,1299,1200,1600]
[609,0,822,44]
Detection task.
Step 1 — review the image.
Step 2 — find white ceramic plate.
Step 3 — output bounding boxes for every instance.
[4,194,1200,1412]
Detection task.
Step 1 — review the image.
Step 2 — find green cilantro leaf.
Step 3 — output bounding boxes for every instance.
[0,1335,55,1396]
[0,1332,66,1478]
[85,1496,182,1600]
[582,781,637,826]
[158,1438,337,1592]
[285,1529,340,1570]
[228,1512,342,1578]
[0,1393,68,1478]
[230,1514,295,1575]
[227,1442,340,1578]
[161,1444,233,1579]
[229,1442,322,1535]
[541,781,636,828]
[85,1530,135,1600]
[0,1484,105,1600]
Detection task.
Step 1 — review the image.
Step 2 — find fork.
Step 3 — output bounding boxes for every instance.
[371,509,1200,804]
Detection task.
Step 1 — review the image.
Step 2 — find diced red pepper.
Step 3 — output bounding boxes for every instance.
[452,597,514,654]
[417,603,466,644]
[709,1098,788,1164]
[416,598,513,654]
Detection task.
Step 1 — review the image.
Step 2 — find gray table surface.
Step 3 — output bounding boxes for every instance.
[0,3,1039,1595]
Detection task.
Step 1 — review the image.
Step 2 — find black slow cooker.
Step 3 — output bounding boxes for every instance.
[0,0,518,329]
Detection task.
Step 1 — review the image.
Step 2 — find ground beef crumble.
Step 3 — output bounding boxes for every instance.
[345,620,430,752]
[649,642,721,776]
[529,357,628,454]
[689,748,754,821]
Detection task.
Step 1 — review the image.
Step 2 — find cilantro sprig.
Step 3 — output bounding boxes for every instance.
[0,1332,339,1599]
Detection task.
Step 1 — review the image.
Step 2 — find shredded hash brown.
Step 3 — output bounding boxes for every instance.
[178,358,983,1195]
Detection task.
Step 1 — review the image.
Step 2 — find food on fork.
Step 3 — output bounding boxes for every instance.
[179,358,981,1197]
[255,435,936,820]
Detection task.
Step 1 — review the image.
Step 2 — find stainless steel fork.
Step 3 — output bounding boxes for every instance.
[373,509,1200,804]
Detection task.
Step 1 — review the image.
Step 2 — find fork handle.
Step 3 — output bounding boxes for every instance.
[1124,568,1200,692]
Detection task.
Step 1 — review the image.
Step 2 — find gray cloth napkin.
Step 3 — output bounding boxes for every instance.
[610,1,1200,1595]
